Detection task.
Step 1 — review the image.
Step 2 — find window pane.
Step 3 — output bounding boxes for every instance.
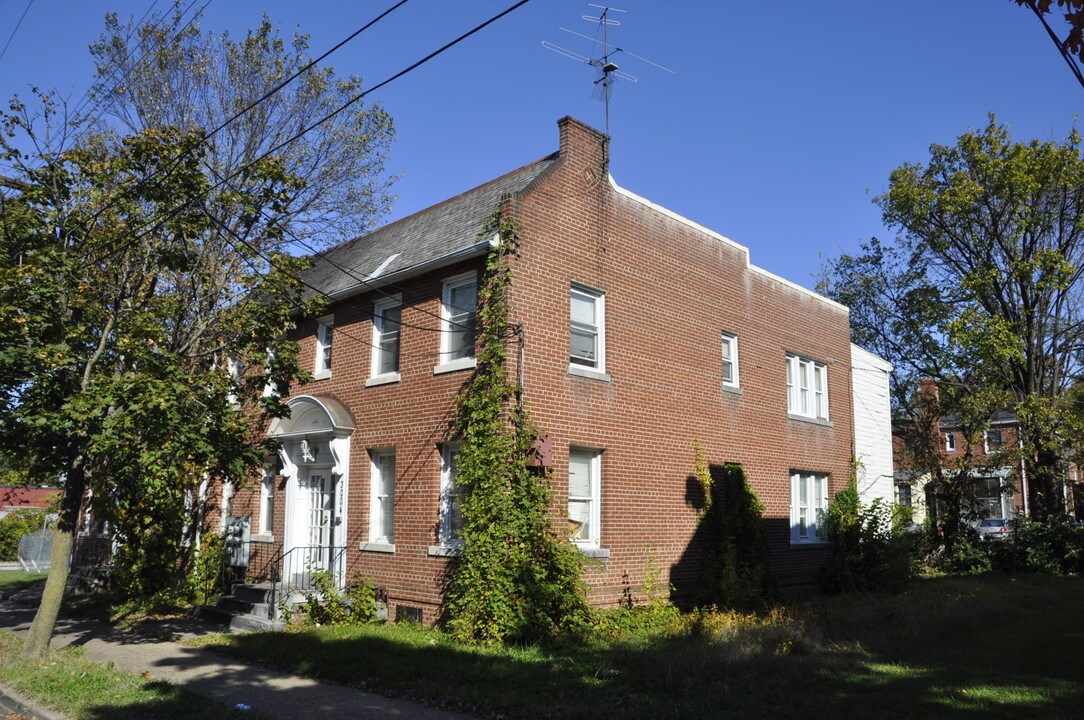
[570,293,596,325]
[570,327,597,366]
[444,282,476,362]
[378,305,401,374]
[568,498,591,540]
[569,454,591,497]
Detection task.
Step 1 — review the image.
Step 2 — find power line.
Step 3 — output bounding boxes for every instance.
[203,207,512,362]
[1026,0,1084,90]
[82,0,414,263]
[89,0,533,271]
[0,0,34,65]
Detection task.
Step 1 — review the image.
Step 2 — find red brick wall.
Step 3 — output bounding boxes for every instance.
[232,117,856,621]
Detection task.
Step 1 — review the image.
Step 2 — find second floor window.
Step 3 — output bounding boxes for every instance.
[786,354,828,420]
[314,315,333,379]
[570,285,605,371]
[721,332,739,388]
[945,432,956,452]
[372,297,402,377]
[441,274,477,366]
[986,429,1004,452]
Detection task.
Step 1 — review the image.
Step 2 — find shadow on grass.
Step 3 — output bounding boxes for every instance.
[185,576,1084,720]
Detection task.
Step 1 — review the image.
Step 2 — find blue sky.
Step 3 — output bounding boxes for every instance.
[1,0,1080,290]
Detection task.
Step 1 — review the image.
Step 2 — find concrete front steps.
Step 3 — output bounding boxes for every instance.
[198,582,286,632]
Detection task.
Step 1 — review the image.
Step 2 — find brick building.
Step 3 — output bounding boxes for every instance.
[232,117,872,622]
[893,407,1032,525]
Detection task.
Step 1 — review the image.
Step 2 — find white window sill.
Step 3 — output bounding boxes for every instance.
[433,358,476,375]
[723,384,742,395]
[251,534,275,544]
[568,365,611,382]
[575,545,611,559]
[313,370,331,381]
[365,373,401,387]
[359,541,395,554]
[790,540,831,548]
[427,544,464,557]
[787,413,833,427]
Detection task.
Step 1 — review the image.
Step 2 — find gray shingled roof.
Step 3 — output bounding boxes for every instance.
[303,152,558,299]
[939,410,1017,429]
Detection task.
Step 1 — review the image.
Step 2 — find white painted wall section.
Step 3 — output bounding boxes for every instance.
[851,344,894,506]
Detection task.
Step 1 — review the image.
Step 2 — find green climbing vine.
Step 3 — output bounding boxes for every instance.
[694,452,773,611]
[445,208,590,644]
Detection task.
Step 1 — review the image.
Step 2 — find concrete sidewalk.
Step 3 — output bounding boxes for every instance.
[0,597,471,720]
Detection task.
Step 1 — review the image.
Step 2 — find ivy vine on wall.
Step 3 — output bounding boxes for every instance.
[445,209,590,644]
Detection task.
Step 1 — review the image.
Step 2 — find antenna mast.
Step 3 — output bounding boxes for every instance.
[543,4,674,137]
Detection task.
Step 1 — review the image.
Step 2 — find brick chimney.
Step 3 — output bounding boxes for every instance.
[557,116,610,179]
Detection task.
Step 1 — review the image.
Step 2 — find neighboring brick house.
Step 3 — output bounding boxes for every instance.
[0,486,58,520]
[893,408,1027,525]
[231,117,871,622]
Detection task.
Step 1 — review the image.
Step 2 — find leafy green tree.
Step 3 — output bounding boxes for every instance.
[445,211,590,644]
[3,8,395,658]
[1,94,323,656]
[821,116,1084,525]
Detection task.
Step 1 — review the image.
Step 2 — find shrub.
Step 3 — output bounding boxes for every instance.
[990,517,1084,575]
[819,487,912,593]
[0,509,48,561]
[296,570,379,626]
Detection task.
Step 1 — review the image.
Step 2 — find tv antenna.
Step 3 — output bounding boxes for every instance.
[543,4,674,137]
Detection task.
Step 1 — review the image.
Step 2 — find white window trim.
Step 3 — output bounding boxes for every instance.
[569,284,606,374]
[370,295,402,384]
[790,471,829,544]
[369,448,395,545]
[721,332,739,389]
[314,314,334,380]
[436,272,477,372]
[258,465,274,537]
[985,429,1003,453]
[262,349,277,398]
[786,354,829,421]
[945,432,956,452]
[437,443,463,548]
[226,358,243,408]
[568,447,602,549]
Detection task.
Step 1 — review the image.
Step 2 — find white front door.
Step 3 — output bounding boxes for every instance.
[285,466,338,586]
[305,469,334,570]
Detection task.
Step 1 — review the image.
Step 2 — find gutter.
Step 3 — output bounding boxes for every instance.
[322,235,499,304]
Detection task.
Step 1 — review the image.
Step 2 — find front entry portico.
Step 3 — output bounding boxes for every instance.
[268,395,355,589]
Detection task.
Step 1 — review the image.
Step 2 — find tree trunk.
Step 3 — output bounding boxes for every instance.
[22,452,85,659]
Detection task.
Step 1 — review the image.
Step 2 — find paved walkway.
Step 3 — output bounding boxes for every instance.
[0,595,470,720]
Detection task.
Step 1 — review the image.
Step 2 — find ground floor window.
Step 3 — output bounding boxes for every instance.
[568,447,602,548]
[790,471,828,543]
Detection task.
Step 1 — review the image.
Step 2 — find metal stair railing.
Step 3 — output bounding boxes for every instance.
[267,545,347,621]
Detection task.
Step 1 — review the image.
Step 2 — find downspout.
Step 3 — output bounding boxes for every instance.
[1018,432,1029,518]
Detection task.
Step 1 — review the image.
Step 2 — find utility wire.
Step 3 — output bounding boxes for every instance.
[204,208,514,362]
[82,0,411,230]
[89,0,533,270]
[0,0,34,65]
[1027,0,1084,90]
[82,0,415,264]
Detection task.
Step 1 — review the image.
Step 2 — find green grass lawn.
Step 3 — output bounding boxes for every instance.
[0,571,47,593]
[189,573,1084,720]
